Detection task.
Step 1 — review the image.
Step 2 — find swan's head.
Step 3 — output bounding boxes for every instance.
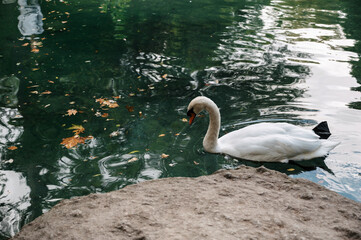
[187,96,216,125]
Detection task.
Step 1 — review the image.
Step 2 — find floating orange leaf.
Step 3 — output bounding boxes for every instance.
[41,90,52,95]
[158,134,165,137]
[107,101,119,108]
[101,113,109,118]
[66,109,77,116]
[95,98,105,104]
[161,153,169,158]
[31,48,39,53]
[67,124,84,134]
[96,98,119,108]
[22,43,29,47]
[193,161,199,165]
[162,74,168,79]
[8,146,18,150]
[128,157,138,163]
[125,105,134,112]
[61,135,93,149]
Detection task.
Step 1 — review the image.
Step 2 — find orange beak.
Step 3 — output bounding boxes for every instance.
[187,109,196,125]
[189,112,196,125]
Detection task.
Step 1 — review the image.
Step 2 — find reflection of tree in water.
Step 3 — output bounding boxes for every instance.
[341,0,361,110]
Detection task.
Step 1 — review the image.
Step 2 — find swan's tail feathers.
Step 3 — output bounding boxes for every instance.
[313,121,331,139]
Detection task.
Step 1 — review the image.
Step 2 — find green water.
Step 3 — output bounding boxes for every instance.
[1,0,361,238]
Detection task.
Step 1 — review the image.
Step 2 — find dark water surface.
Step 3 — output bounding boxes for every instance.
[1,0,361,238]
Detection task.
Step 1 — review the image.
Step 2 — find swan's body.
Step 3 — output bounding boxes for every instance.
[187,96,339,162]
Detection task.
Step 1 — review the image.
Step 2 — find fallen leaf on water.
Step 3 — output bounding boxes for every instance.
[8,146,18,150]
[31,48,39,53]
[158,134,165,137]
[32,68,39,71]
[129,150,140,154]
[182,118,188,122]
[61,135,93,149]
[161,153,169,158]
[30,91,39,94]
[66,109,77,116]
[125,105,134,112]
[96,98,119,108]
[93,174,101,177]
[22,43,29,46]
[109,131,120,137]
[27,85,39,88]
[193,161,199,165]
[67,124,84,134]
[162,74,168,79]
[48,80,54,83]
[95,98,105,104]
[128,157,138,163]
[41,90,52,95]
[175,133,180,136]
[101,113,109,118]
[287,168,295,172]
[32,41,42,47]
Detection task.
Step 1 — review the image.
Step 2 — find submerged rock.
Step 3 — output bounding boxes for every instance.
[12,166,361,240]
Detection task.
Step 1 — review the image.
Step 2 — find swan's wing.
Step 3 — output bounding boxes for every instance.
[229,122,319,140]
[219,134,322,162]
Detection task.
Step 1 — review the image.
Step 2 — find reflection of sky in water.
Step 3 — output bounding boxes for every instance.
[259,0,361,201]
[17,0,44,36]
[0,171,30,238]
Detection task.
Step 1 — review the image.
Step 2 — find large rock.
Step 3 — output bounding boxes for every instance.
[12,166,361,240]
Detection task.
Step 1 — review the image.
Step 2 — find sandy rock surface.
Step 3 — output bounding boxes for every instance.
[12,166,361,240]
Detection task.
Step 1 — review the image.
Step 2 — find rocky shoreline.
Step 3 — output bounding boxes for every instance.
[12,166,361,240]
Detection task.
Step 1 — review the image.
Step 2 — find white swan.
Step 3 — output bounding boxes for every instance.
[187,96,339,162]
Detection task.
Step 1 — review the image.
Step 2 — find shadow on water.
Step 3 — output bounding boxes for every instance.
[233,157,333,176]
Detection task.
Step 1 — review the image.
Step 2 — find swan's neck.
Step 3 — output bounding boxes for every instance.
[203,104,220,153]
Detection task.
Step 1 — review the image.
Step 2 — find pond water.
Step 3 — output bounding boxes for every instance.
[1,0,361,238]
